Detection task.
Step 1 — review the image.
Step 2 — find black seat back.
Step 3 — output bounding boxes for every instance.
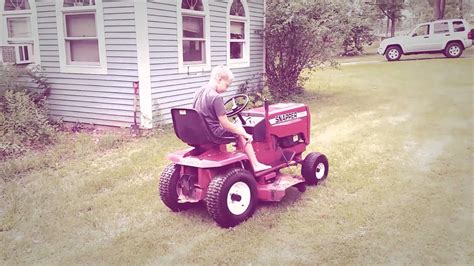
[171,108,235,145]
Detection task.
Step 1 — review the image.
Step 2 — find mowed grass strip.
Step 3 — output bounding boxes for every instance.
[1,58,472,264]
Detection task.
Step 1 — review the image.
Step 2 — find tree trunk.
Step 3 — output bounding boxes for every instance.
[386,16,390,37]
[434,0,446,20]
[390,17,396,37]
[460,0,463,18]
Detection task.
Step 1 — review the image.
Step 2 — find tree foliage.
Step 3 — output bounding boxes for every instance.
[264,0,344,100]
[371,0,405,37]
[340,1,377,56]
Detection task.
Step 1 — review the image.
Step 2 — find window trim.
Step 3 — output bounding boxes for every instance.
[0,0,40,64]
[177,0,211,74]
[55,0,107,74]
[227,0,250,69]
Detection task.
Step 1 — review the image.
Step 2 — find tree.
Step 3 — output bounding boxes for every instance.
[370,0,405,37]
[433,0,446,19]
[264,0,345,100]
[340,1,377,56]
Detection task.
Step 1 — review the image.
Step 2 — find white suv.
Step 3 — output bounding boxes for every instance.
[378,19,473,61]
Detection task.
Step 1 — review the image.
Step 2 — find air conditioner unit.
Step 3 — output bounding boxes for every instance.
[1,44,33,64]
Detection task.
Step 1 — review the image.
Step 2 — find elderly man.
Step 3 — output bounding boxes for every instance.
[193,65,270,172]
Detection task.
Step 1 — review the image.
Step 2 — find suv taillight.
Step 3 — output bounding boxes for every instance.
[469,29,474,40]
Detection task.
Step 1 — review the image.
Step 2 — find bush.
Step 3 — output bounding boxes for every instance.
[237,73,273,108]
[342,24,376,56]
[264,0,345,101]
[0,64,55,158]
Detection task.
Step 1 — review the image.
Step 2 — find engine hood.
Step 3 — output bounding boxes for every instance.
[381,36,408,46]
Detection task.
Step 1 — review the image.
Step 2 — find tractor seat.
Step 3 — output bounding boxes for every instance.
[171,108,236,146]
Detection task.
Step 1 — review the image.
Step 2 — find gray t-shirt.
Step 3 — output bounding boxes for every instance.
[193,83,227,137]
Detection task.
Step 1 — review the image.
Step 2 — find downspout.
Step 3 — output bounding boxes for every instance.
[263,0,266,76]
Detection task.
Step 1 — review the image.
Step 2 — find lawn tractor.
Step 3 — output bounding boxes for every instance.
[159,95,329,228]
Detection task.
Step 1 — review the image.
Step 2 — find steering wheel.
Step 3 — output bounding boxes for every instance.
[224,94,249,117]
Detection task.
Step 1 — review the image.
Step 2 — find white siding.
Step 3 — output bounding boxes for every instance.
[147,0,265,125]
[37,0,139,128]
[31,0,265,128]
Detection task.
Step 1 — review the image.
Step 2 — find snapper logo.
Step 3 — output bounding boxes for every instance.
[270,111,307,125]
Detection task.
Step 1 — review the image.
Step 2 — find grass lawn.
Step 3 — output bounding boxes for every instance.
[336,42,474,64]
[1,58,473,264]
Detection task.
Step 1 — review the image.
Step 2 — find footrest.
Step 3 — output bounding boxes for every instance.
[256,174,304,202]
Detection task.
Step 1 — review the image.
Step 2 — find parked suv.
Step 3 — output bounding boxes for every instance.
[378,19,473,61]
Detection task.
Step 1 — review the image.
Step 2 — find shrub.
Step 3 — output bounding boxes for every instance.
[342,24,376,56]
[0,64,55,158]
[237,73,273,108]
[264,0,345,101]
[0,90,56,158]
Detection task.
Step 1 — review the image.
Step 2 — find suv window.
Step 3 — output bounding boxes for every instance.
[413,25,430,36]
[434,22,449,34]
[453,21,465,32]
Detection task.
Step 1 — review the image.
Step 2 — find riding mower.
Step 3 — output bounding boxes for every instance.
[159,95,329,228]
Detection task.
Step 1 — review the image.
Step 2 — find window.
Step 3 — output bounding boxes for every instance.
[434,22,449,34]
[413,25,430,37]
[56,0,107,74]
[7,17,31,39]
[178,0,210,73]
[227,0,250,68]
[1,0,38,63]
[453,21,465,32]
[4,0,30,11]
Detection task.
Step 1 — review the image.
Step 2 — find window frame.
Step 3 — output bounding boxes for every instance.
[0,0,40,64]
[227,0,250,68]
[177,0,211,74]
[55,0,107,74]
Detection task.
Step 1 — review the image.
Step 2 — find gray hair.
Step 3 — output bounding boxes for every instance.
[209,65,234,83]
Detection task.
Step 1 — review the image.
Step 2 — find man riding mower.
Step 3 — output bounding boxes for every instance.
[159,66,329,228]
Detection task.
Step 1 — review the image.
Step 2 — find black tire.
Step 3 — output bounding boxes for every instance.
[159,163,193,212]
[206,168,258,228]
[301,152,329,186]
[385,46,402,61]
[444,42,463,58]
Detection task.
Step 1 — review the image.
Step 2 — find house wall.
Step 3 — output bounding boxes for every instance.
[147,0,265,125]
[36,0,139,128]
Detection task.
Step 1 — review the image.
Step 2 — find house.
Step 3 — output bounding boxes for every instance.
[0,0,266,128]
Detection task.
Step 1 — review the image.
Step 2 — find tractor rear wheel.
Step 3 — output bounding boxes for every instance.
[159,163,193,212]
[301,152,329,186]
[206,168,257,228]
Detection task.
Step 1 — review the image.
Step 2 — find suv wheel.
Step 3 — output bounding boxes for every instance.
[385,46,402,61]
[444,42,463,58]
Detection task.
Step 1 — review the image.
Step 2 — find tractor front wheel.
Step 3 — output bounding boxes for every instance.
[301,152,329,186]
[206,168,257,228]
[159,163,193,212]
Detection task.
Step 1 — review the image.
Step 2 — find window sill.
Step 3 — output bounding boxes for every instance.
[228,61,250,69]
[178,63,211,74]
[60,65,107,75]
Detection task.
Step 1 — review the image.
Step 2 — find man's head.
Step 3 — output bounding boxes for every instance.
[209,65,234,93]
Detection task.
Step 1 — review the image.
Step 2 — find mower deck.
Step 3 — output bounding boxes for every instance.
[257,173,305,201]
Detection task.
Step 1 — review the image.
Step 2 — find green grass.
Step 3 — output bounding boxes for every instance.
[336,42,474,64]
[1,58,473,264]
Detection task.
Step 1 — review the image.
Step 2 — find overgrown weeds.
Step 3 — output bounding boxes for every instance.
[0,64,56,159]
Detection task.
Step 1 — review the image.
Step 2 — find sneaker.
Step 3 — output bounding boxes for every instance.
[253,162,271,172]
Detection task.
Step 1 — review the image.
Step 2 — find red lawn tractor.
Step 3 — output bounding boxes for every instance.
[159,95,329,228]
